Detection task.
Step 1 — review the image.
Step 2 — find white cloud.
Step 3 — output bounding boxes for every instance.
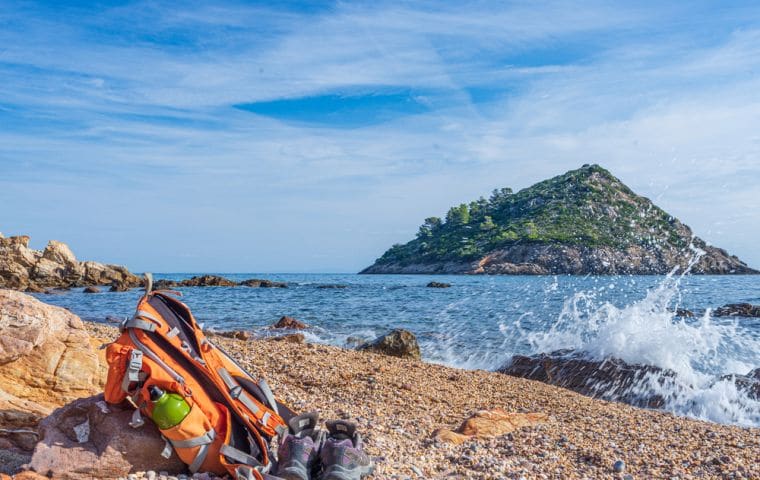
[1,1,759,270]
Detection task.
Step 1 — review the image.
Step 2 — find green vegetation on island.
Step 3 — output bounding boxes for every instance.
[363,164,756,274]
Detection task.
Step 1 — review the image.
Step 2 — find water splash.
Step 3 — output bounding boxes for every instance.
[516,251,760,426]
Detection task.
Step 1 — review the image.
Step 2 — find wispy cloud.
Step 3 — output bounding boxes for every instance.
[1,1,759,271]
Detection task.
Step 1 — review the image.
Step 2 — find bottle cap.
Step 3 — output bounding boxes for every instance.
[148,385,165,402]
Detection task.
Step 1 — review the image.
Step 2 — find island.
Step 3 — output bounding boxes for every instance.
[361,164,756,275]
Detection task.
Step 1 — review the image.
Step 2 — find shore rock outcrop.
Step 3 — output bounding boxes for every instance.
[0,290,105,451]
[714,303,760,317]
[433,409,548,445]
[272,316,308,330]
[499,350,675,408]
[359,329,421,360]
[0,236,140,292]
[27,395,185,479]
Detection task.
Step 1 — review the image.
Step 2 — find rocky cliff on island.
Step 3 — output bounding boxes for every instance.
[0,234,141,292]
[362,165,757,275]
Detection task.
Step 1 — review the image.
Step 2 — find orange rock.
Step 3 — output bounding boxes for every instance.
[434,408,549,444]
[432,428,470,445]
[12,472,48,480]
[0,290,107,451]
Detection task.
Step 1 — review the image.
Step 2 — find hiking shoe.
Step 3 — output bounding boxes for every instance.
[318,420,374,480]
[276,412,325,480]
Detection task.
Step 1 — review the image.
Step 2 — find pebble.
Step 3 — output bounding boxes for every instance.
[614,459,626,473]
[82,322,760,480]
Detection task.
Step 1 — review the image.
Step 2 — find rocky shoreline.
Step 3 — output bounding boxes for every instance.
[1,290,757,479]
[0,235,140,292]
[361,243,758,275]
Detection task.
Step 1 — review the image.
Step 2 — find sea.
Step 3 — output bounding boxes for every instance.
[33,271,760,428]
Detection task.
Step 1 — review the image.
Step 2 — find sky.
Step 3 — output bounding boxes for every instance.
[1,1,760,273]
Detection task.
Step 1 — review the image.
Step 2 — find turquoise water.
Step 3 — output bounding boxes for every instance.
[34,273,760,426]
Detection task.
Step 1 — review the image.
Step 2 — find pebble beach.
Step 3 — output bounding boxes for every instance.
[84,322,759,480]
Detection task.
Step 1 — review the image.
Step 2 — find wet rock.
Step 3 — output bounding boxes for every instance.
[0,290,105,451]
[83,286,100,294]
[713,303,760,318]
[426,282,451,288]
[207,330,251,341]
[675,308,694,318]
[108,281,131,292]
[28,394,185,479]
[178,275,236,287]
[433,409,548,444]
[721,368,760,400]
[272,316,308,330]
[358,329,421,360]
[152,279,178,290]
[239,279,288,288]
[268,333,306,344]
[499,350,674,408]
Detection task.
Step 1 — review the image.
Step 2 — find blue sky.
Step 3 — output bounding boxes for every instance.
[2,1,760,272]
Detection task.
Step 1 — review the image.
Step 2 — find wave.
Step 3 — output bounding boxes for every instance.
[421,247,760,426]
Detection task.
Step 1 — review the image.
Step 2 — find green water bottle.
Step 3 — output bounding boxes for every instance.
[149,385,191,429]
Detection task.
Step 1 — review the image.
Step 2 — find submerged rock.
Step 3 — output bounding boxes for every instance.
[713,303,760,318]
[108,281,132,292]
[272,316,308,330]
[426,282,451,288]
[28,395,185,479]
[239,278,288,288]
[721,368,760,400]
[359,329,421,360]
[316,284,348,289]
[82,286,100,294]
[499,350,675,408]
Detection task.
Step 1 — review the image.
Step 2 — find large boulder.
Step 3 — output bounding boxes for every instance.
[80,262,140,289]
[359,329,421,360]
[30,242,83,288]
[0,237,38,290]
[27,395,186,480]
[0,290,106,450]
[499,350,675,408]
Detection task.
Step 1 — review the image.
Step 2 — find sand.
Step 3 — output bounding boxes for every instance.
[84,322,759,480]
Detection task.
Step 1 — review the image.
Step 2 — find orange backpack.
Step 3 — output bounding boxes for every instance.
[104,274,294,479]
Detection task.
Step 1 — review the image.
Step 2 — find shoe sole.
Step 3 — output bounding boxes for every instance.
[277,466,310,480]
[319,463,375,480]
